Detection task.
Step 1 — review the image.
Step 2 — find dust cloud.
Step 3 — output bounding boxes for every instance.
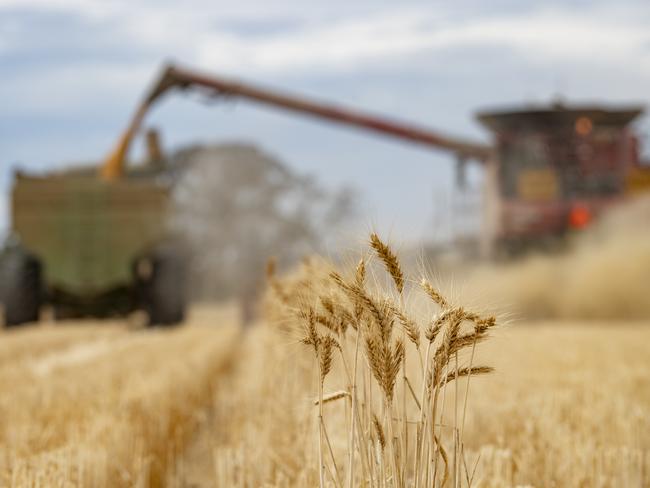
[468,196,650,320]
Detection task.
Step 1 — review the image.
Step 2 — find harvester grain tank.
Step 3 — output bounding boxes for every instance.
[1,146,187,326]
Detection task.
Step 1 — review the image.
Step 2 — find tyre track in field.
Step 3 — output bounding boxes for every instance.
[172,325,248,487]
[0,322,128,367]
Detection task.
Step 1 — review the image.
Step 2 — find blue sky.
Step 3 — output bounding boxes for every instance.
[2,0,650,242]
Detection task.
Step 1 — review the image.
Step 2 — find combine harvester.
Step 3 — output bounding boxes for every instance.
[2,64,649,326]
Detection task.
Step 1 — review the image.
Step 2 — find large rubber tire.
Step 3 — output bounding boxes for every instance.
[139,246,187,326]
[1,249,42,327]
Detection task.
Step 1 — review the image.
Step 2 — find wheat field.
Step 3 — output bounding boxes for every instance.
[199,235,649,488]
[2,236,649,487]
[201,318,650,487]
[2,311,648,487]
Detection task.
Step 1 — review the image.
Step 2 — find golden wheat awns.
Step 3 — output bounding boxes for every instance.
[355,258,366,286]
[441,366,494,386]
[319,335,337,382]
[370,232,404,294]
[393,305,421,348]
[421,278,451,310]
[269,232,498,487]
[313,390,350,406]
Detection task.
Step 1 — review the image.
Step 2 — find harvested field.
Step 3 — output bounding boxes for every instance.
[2,307,648,487]
[0,310,239,487]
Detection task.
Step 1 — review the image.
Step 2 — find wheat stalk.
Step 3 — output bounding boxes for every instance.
[276,233,497,487]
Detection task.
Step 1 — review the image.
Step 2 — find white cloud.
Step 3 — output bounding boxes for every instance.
[115,4,650,76]
[0,0,122,20]
[1,62,154,114]
[3,2,650,152]
[3,2,649,79]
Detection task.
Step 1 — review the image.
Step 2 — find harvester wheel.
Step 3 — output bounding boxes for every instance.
[139,246,187,326]
[1,248,42,327]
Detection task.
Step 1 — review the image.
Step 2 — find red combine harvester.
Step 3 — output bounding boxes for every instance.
[476,104,650,255]
[101,65,650,256]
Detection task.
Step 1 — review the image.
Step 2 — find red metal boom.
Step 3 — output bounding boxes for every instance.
[101,64,491,180]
